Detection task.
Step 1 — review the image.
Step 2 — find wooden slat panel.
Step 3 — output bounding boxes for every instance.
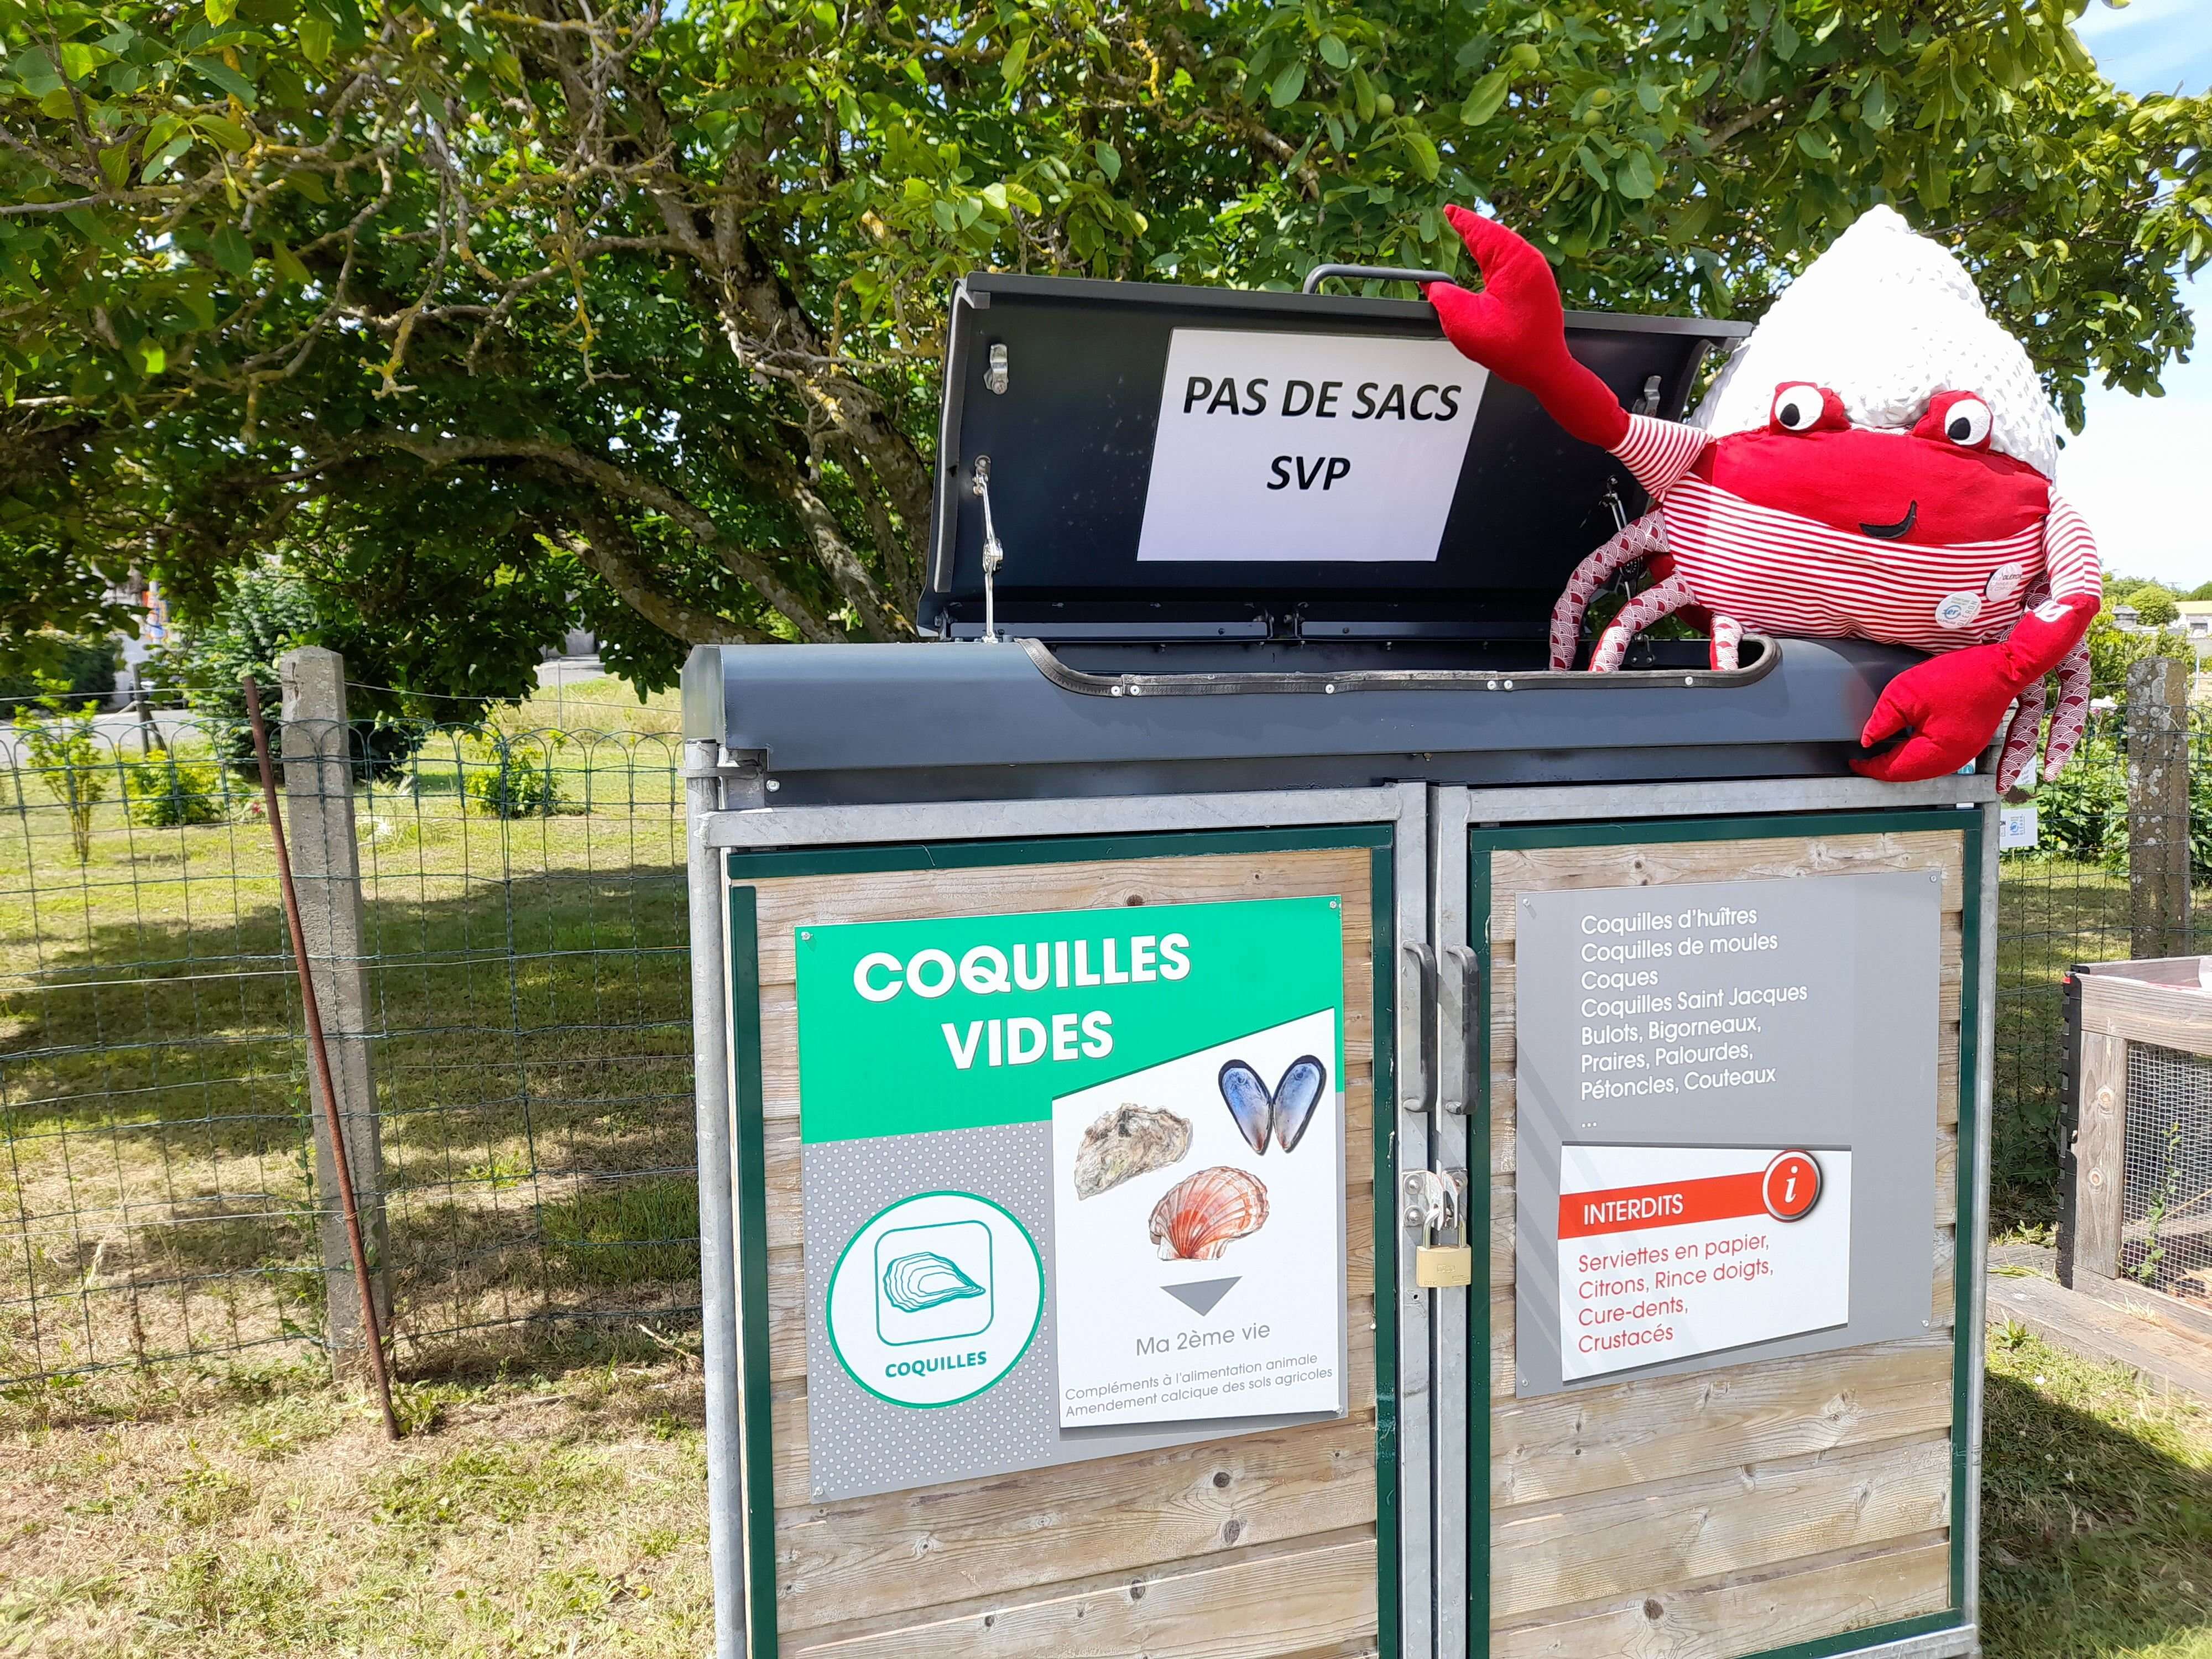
[1489,1432,1952,1621]
[1932,1227,1955,1328]
[1490,1536,1951,1659]
[1490,1338,1953,1505]
[2079,973,2212,1056]
[1934,1126,1958,1228]
[748,852,1376,984]
[1489,1179,1515,1290]
[740,845,1385,1658]
[791,1532,1381,1659]
[770,1301,1382,1510]
[1480,827,1965,1648]
[1490,1292,1515,1401]
[779,1417,1377,1634]
[2072,1031,2126,1281]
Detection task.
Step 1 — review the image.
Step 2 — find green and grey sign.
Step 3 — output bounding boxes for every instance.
[794,896,1350,1501]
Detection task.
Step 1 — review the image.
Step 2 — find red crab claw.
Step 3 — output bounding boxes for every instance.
[1849,644,2022,783]
[1423,208,1630,449]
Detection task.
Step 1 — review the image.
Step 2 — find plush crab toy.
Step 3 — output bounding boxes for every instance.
[1425,205,2101,787]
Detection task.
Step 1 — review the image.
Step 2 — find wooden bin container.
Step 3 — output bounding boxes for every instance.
[690,781,1997,1659]
[2062,956,2212,1312]
[1456,811,1979,1659]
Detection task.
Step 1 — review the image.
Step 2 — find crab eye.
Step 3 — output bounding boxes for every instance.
[1915,389,1996,450]
[1768,383,1837,433]
[1942,394,1992,447]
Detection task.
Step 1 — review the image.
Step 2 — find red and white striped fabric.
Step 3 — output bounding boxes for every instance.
[1606,414,2099,654]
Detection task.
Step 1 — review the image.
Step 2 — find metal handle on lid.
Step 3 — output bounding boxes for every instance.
[1301,263,1458,295]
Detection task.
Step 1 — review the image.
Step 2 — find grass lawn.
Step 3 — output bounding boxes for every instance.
[0,1326,2204,1657]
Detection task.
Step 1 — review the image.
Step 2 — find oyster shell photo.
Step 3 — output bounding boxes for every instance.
[1072,1103,1192,1199]
[879,1251,987,1312]
[1148,1166,1269,1261]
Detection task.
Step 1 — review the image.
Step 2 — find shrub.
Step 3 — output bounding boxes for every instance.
[11,679,110,863]
[2030,732,2125,863]
[124,748,227,827]
[467,745,563,818]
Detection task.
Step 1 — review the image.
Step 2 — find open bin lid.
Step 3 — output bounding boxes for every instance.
[924,270,1749,643]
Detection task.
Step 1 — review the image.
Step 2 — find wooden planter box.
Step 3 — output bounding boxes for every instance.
[2062,957,2212,1314]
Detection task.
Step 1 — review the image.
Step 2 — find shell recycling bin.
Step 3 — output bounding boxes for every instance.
[680,270,1997,1659]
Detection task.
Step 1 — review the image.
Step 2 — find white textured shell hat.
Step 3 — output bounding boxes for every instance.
[1691,205,2061,479]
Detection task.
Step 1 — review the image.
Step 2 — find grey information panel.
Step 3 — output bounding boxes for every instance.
[1514,871,1939,1398]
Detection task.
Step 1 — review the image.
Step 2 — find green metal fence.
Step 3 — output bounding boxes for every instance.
[1,691,697,1384]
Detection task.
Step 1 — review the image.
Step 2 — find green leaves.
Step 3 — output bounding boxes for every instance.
[208,223,252,275]
[1614,149,1657,201]
[0,0,2203,672]
[1461,70,1510,127]
[190,55,257,107]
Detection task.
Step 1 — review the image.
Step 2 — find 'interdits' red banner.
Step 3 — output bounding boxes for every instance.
[1558,1171,1766,1240]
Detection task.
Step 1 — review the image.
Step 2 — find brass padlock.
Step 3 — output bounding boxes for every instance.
[1406,1168,1474,1288]
[1415,1242,1475,1288]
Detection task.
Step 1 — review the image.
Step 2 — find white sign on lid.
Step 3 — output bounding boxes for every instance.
[1134,328,1488,564]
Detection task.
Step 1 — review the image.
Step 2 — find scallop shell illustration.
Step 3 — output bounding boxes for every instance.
[1073,1104,1192,1199]
[880,1251,987,1312]
[1147,1166,1269,1262]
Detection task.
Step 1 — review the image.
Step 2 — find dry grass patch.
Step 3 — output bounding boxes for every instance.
[0,1345,711,1657]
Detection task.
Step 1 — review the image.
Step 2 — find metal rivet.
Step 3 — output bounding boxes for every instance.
[1487,679,1499,691]
[1503,680,1515,691]
[1685,676,1695,686]
[1325,683,1338,694]
[1111,685,1125,697]
[765,779,780,791]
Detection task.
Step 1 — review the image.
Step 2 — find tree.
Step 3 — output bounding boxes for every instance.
[3,0,2208,693]
[11,677,110,862]
[2130,585,2180,626]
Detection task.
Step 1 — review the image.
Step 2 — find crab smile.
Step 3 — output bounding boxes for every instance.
[1859,502,1918,540]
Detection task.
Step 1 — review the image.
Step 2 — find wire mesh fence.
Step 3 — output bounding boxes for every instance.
[1,685,696,1385]
[1992,669,2211,1229]
[2121,1040,2212,1307]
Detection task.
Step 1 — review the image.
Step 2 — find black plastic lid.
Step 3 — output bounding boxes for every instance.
[923,271,1747,642]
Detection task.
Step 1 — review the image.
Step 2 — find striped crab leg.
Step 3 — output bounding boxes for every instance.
[1551,510,1668,670]
[1590,572,1698,673]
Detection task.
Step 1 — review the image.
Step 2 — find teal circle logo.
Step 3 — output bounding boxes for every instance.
[825,1191,1044,1408]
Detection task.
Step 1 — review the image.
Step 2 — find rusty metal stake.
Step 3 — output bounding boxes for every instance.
[244,675,401,1441]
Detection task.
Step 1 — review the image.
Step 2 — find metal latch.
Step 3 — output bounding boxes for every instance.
[971,454,1005,644]
[1405,1167,1473,1289]
[985,342,1009,394]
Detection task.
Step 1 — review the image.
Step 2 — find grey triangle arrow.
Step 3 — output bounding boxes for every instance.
[1162,1277,1240,1317]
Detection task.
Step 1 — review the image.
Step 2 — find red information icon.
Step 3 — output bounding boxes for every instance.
[1761,1150,1823,1222]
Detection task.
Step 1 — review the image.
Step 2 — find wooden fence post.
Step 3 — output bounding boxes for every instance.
[2127,656,2192,961]
[278,646,390,1378]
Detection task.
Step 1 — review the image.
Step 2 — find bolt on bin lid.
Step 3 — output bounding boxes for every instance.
[924,269,1749,643]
